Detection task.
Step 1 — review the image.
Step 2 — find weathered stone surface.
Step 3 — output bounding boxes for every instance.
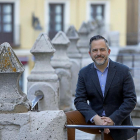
[66,26,82,95]
[0,42,30,113]
[27,33,59,110]
[77,22,89,58]
[108,31,120,46]
[28,82,59,110]
[0,111,67,140]
[51,31,71,69]
[51,31,72,110]
[87,21,98,39]
[0,43,24,73]
[66,25,81,58]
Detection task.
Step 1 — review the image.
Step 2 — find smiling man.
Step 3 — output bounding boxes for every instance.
[66,35,136,140]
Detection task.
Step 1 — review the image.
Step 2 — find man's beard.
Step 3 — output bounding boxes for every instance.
[92,55,108,66]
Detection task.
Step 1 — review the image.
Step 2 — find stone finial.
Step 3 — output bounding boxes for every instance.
[66,25,81,58]
[51,31,72,110]
[77,22,89,58]
[31,33,55,53]
[28,33,58,81]
[0,42,24,73]
[78,22,89,34]
[87,21,96,32]
[0,42,30,113]
[27,33,59,110]
[66,25,79,40]
[52,31,70,45]
[51,31,71,68]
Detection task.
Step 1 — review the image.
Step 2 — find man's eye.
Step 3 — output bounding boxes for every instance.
[92,50,97,52]
[100,49,105,51]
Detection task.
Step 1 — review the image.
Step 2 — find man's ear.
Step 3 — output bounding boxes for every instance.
[108,49,111,55]
[89,51,91,56]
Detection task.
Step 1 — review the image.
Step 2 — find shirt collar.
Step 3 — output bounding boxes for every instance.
[94,58,110,71]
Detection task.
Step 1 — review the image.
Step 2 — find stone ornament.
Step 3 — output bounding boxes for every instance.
[51,31,72,110]
[0,43,24,73]
[66,25,81,58]
[66,25,82,96]
[51,31,71,69]
[66,25,79,40]
[77,22,89,58]
[27,33,59,110]
[0,42,30,113]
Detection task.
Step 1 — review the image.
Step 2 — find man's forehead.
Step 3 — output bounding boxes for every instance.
[91,39,106,44]
[91,39,106,48]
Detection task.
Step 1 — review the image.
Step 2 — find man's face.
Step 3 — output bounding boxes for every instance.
[89,39,111,66]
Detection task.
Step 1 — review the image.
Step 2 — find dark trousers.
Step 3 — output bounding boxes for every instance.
[65,110,113,140]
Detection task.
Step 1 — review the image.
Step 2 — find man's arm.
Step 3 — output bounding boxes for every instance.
[74,70,97,123]
[109,69,137,125]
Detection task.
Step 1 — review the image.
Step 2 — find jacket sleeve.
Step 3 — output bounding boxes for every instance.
[109,69,137,125]
[74,70,97,123]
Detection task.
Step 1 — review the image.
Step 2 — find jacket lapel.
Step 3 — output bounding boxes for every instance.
[90,63,103,99]
[104,60,116,99]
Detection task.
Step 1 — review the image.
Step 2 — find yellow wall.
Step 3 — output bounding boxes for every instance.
[20,0,45,49]
[20,0,127,49]
[110,0,127,46]
[70,0,87,30]
[70,0,127,46]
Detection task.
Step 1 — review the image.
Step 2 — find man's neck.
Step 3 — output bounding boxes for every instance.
[95,59,109,72]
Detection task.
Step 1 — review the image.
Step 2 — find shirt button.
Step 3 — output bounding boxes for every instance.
[102,74,103,76]
[102,85,104,87]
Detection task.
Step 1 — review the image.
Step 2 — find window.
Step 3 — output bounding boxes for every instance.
[0,3,14,45]
[49,4,64,39]
[90,4,104,21]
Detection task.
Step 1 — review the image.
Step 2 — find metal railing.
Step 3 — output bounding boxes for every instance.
[65,125,140,140]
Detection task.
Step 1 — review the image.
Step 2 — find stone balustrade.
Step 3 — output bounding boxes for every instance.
[27,33,59,110]
[51,31,72,111]
[66,25,82,96]
[0,37,67,140]
[0,42,30,113]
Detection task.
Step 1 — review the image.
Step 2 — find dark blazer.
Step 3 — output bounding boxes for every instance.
[74,59,137,140]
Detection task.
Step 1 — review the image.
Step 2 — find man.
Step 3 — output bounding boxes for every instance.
[66,35,136,140]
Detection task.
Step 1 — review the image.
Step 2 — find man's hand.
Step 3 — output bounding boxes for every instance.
[93,115,110,134]
[101,117,114,126]
[93,115,104,125]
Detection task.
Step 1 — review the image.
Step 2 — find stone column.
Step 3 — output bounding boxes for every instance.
[27,33,59,110]
[87,21,98,39]
[51,31,72,111]
[66,25,82,96]
[0,42,30,113]
[77,22,93,68]
[0,41,67,140]
[108,31,120,46]
[77,22,89,58]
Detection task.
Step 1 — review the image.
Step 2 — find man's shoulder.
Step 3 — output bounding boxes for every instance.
[111,60,129,71]
[112,61,129,69]
[79,63,93,74]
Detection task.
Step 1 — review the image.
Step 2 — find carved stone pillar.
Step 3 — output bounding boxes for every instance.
[51,31,72,111]
[0,42,30,113]
[87,21,98,39]
[77,22,89,58]
[27,33,59,110]
[0,41,67,140]
[66,25,82,95]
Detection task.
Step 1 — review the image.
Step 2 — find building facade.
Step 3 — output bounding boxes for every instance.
[0,0,138,92]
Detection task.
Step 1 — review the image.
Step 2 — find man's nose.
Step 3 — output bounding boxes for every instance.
[97,50,101,55]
